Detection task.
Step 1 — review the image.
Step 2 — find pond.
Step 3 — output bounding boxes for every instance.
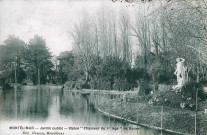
[0,86,177,135]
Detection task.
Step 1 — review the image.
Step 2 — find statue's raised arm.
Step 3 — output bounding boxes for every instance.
[179,58,185,63]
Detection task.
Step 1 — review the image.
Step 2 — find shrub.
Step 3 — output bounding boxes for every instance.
[152,90,184,108]
[139,79,153,95]
[181,81,207,102]
[113,77,130,91]
[151,82,207,110]
[90,76,111,90]
[64,81,76,89]
[65,79,86,90]
[159,72,176,84]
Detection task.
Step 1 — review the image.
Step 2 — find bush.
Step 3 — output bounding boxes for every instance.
[159,72,176,84]
[65,79,86,90]
[67,70,84,81]
[139,79,152,95]
[90,76,111,90]
[151,82,207,110]
[89,56,132,90]
[64,81,76,89]
[181,81,207,101]
[113,78,130,91]
[152,90,184,108]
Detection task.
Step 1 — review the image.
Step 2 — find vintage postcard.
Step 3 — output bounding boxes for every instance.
[0,0,207,135]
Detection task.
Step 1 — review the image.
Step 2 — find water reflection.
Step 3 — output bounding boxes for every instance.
[0,87,51,121]
[0,86,173,135]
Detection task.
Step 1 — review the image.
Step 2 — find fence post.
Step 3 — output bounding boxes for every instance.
[195,88,198,135]
[137,105,139,124]
[161,106,163,135]
[121,97,123,123]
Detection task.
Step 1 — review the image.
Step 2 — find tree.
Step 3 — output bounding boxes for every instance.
[25,35,53,85]
[71,14,97,86]
[120,10,132,64]
[57,51,75,84]
[0,35,26,84]
[160,0,207,83]
[131,11,150,67]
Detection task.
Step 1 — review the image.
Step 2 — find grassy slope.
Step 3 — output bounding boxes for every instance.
[98,95,207,135]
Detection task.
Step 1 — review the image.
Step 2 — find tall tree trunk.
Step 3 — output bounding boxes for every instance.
[85,66,89,84]
[38,67,40,85]
[196,63,200,83]
[144,43,147,67]
[110,76,114,90]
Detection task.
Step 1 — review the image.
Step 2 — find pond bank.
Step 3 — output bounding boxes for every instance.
[97,107,186,135]
[81,89,138,95]
[63,87,138,95]
[20,85,63,90]
[96,97,207,135]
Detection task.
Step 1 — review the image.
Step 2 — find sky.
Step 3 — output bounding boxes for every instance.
[0,0,162,56]
[0,0,110,56]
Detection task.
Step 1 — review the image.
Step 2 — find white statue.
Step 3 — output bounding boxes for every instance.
[173,58,185,90]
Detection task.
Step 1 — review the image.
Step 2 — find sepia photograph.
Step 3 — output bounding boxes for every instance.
[0,0,207,135]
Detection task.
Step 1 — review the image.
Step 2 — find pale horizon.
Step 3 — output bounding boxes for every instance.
[0,0,110,56]
[0,0,162,56]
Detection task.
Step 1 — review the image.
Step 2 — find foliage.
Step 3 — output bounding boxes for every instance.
[0,35,26,84]
[113,78,130,91]
[152,90,183,108]
[0,35,56,86]
[152,81,207,110]
[25,35,53,85]
[92,56,131,90]
[90,76,111,90]
[99,97,206,135]
[67,0,207,94]
[181,82,207,102]
[60,55,134,90]
[0,35,26,66]
[57,51,75,84]
[10,68,26,83]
